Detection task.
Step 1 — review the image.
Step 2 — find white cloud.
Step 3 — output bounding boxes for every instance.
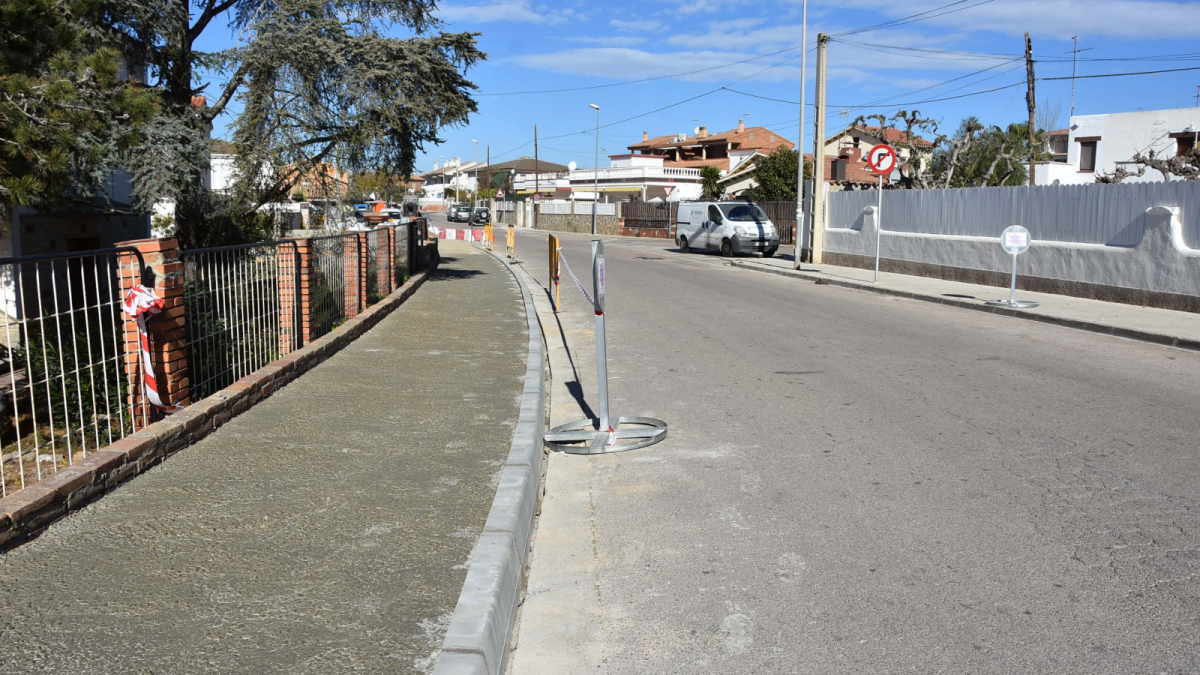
[514,47,801,83]
[811,0,1200,39]
[610,18,664,31]
[567,36,649,46]
[436,0,585,25]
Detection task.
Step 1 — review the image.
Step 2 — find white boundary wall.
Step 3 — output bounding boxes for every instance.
[823,181,1200,299]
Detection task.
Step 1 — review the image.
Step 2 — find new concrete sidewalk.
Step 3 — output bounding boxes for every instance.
[731,254,1200,350]
[0,241,528,675]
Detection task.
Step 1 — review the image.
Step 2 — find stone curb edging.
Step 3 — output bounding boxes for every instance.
[432,248,547,675]
[0,257,438,553]
[729,259,1200,353]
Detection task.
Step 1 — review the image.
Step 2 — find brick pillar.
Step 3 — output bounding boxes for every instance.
[117,237,189,430]
[378,227,394,296]
[278,240,305,353]
[343,232,368,318]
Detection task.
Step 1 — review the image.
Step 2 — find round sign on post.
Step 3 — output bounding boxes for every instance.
[867,144,897,175]
[987,225,1039,309]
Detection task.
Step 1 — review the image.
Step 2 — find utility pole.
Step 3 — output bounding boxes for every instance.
[534,124,539,231]
[810,32,829,264]
[793,0,808,268]
[1025,32,1037,187]
[1195,85,1199,107]
[1066,36,1091,117]
[486,144,490,211]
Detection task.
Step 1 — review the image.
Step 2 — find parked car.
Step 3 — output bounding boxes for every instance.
[675,201,779,257]
[448,203,472,222]
[471,207,491,224]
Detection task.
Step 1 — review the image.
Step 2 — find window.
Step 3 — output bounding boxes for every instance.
[1077,138,1099,172]
[707,205,723,223]
[1178,135,1196,157]
[721,204,767,221]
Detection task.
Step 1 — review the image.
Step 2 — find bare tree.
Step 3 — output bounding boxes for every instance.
[1036,99,1063,134]
[1096,147,1199,183]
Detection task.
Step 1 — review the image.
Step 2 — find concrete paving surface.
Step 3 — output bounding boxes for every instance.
[0,241,527,674]
[509,229,1200,675]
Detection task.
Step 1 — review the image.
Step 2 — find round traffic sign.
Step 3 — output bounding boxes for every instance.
[867,144,897,175]
[533,193,541,203]
[1001,225,1031,255]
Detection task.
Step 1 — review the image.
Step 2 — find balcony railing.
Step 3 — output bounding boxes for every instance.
[567,166,703,182]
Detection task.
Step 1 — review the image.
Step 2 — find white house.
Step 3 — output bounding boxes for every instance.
[567,154,703,202]
[1029,107,1200,185]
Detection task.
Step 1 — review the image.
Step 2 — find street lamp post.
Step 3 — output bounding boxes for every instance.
[794,0,808,268]
[471,139,479,210]
[590,104,600,235]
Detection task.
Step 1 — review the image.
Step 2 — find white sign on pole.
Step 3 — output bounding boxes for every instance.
[987,225,1039,308]
[1001,225,1030,254]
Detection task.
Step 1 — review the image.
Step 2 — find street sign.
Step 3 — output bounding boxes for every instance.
[533,193,541,203]
[496,189,505,198]
[664,186,676,198]
[986,225,1039,309]
[867,144,897,175]
[1001,225,1031,255]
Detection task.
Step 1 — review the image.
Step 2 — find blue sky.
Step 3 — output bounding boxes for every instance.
[203,0,1200,173]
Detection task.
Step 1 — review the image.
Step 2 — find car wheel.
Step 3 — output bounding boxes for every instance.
[762,248,777,258]
[721,239,733,257]
[679,236,689,253]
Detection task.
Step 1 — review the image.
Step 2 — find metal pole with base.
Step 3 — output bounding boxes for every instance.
[874,174,883,282]
[544,240,667,454]
[986,225,1040,309]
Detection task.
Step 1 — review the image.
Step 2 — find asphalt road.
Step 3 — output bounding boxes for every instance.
[510,228,1200,674]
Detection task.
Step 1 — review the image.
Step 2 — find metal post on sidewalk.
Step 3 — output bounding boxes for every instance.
[544,240,667,454]
[986,225,1040,309]
[874,174,883,282]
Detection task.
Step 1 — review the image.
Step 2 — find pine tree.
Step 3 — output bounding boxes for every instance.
[108,0,483,246]
[0,0,156,227]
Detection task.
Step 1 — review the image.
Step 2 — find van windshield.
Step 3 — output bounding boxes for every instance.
[720,204,767,221]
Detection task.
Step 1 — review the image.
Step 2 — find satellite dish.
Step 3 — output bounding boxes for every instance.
[693,126,700,135]
[568,161,577,171]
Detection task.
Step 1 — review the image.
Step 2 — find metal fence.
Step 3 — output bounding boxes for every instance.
[365,229,381,304]
[622,201,675,229]
[826,180,1200,248]
[539,201,572,215]
[181,242,299,401]
[0,248,145,497]
[393,224,411,287]
[757,201,799,245]
[311,234,349,340]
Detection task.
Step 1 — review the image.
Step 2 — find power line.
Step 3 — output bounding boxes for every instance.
[1040,65,1200,81]
[831,0,996,38]
[479,44,805,97]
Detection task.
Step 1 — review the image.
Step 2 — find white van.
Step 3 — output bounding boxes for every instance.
[675,201,780,257]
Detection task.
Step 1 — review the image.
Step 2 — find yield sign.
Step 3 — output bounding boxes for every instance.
[663,186,676,198]
[867,144,897,175]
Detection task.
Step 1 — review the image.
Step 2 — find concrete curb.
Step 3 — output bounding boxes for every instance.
[433,248,547,675]
[0,259,438,552]
[729,259,1200,352]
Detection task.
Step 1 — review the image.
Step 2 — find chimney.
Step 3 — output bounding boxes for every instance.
[642,131,649,142]
[698,126,708,138]
[738,119,745,133]
[433,162,439,171]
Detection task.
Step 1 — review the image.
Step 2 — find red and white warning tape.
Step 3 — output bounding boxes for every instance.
[121,285,183,412]
[428,227,485,242]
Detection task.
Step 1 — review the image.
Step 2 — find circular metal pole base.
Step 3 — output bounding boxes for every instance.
[985,299,1040,308]
[544,416,668,455]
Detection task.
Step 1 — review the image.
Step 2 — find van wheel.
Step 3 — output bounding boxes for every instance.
[679,236,689,253]
[720,239,733,257]
[762,248,777,258]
